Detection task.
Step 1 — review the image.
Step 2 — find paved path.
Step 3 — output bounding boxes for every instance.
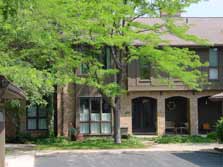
[6,143,223,167]
[35,151,223,167]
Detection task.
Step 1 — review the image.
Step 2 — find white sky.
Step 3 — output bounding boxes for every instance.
[182,0,223,17]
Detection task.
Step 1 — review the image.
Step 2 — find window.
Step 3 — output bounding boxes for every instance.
[80,97,112,135]
[209,48,219,80]
[103,47,111,69]
[27,104,48,130]
[139,57,151,80]
[80,64,89,75]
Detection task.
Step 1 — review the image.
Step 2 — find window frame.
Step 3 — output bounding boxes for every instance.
[26,104,48,131]
[79,97,112,135]
[103,46,112,69]
[138,57,152,82]
[208,48,219,81]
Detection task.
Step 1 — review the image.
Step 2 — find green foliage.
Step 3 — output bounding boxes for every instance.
[152,135,217,144]
[6,132,36,144]
[0,0,81,104]
[35,136,144,150]
[0,0,206,105]
[216,117,223,143]
[207,132,217,140]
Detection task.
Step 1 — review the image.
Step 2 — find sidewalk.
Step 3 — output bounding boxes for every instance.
[5,143,223,167]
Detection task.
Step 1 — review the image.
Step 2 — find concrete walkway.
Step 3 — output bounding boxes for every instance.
[5,143,223,167]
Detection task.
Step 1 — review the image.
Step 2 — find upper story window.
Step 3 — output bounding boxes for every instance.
[139,57,151,80]
[80,63,89,75]
[79,97,112,135]
[27,104,48,130]
[103,47,111,69]
[209,48,219,80]
[79,47,111,75]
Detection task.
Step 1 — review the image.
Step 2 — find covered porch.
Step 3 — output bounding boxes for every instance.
[0,75,25,167]
[165,96,190,135]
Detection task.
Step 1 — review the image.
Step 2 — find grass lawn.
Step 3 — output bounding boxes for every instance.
[148,135,217,144]
[35,137,145,150]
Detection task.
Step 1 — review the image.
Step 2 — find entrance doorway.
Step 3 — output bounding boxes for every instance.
[132,97,157,134]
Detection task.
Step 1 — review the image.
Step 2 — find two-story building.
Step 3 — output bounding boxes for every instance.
[6,17,223,138]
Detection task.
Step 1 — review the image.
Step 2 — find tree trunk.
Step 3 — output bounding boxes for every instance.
[48,94,55,137]
[114,96,121,144]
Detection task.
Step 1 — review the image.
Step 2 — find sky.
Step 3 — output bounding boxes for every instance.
[182,0,223,17]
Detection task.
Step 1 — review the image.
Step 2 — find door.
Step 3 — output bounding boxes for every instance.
[132,97,156,133]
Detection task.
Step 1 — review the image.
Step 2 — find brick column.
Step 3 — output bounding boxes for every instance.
[189,97,198,135]
[120,95,132,134]
[157,97,165,136]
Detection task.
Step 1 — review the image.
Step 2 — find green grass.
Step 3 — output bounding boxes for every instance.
[35,137,145,150]
[150,135,217,144]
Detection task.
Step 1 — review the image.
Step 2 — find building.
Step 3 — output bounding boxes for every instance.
[5,17,223,138]
[0,75,25,167]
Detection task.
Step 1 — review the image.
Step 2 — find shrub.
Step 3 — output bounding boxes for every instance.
[207,132,217,140]
[6,132,33,144]
[216,117,223,143]
[6,132,48,144]
[153,135,215,144]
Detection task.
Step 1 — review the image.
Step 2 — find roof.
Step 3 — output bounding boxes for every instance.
[0,76,25,100]
[209,92,223,101]
[135,17,223,46]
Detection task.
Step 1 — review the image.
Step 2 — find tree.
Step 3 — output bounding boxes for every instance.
[69,0,207,144]
[0,0,207,143]
[0,0,81,104]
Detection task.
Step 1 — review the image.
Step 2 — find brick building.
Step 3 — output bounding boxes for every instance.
[6,17,223,138]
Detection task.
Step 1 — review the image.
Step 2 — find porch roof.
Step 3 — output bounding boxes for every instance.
[0,75,25,100]
[209,92,223,101]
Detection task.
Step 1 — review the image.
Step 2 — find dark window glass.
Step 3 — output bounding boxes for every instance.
[80,64,89,74]
[139,57,151,80]
[104,47,111,69]
[27,104,48,130]
[209,48,218,80]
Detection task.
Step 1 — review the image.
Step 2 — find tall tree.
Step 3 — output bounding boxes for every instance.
[69,0,207,144]
[0,0,207,143]
[0,0,81,104]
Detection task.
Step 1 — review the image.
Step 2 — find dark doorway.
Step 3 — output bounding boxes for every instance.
[198,96,222,134]
[132,97,157,134]
[165,96,189,134]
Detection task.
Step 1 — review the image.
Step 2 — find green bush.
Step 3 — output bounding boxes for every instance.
[207,132,217,140]
[153,135,216,144]
[6,132,33,144]
[6,132,48,144]
[216,117,223,143]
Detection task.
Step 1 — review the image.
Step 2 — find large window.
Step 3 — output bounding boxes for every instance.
[209,48,219,80]
[139,57,151,80]
[80,97,112,135]
[27,104,48,130]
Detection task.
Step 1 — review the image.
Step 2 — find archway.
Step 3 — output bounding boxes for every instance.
[198,96,222,134]
[165,96,189,134]
[132,97,157,134]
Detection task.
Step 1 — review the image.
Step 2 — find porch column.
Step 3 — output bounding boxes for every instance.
[157,97,165,136]
[120,95,132,134]
[0,102,5,167]
[189,97,198,135]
